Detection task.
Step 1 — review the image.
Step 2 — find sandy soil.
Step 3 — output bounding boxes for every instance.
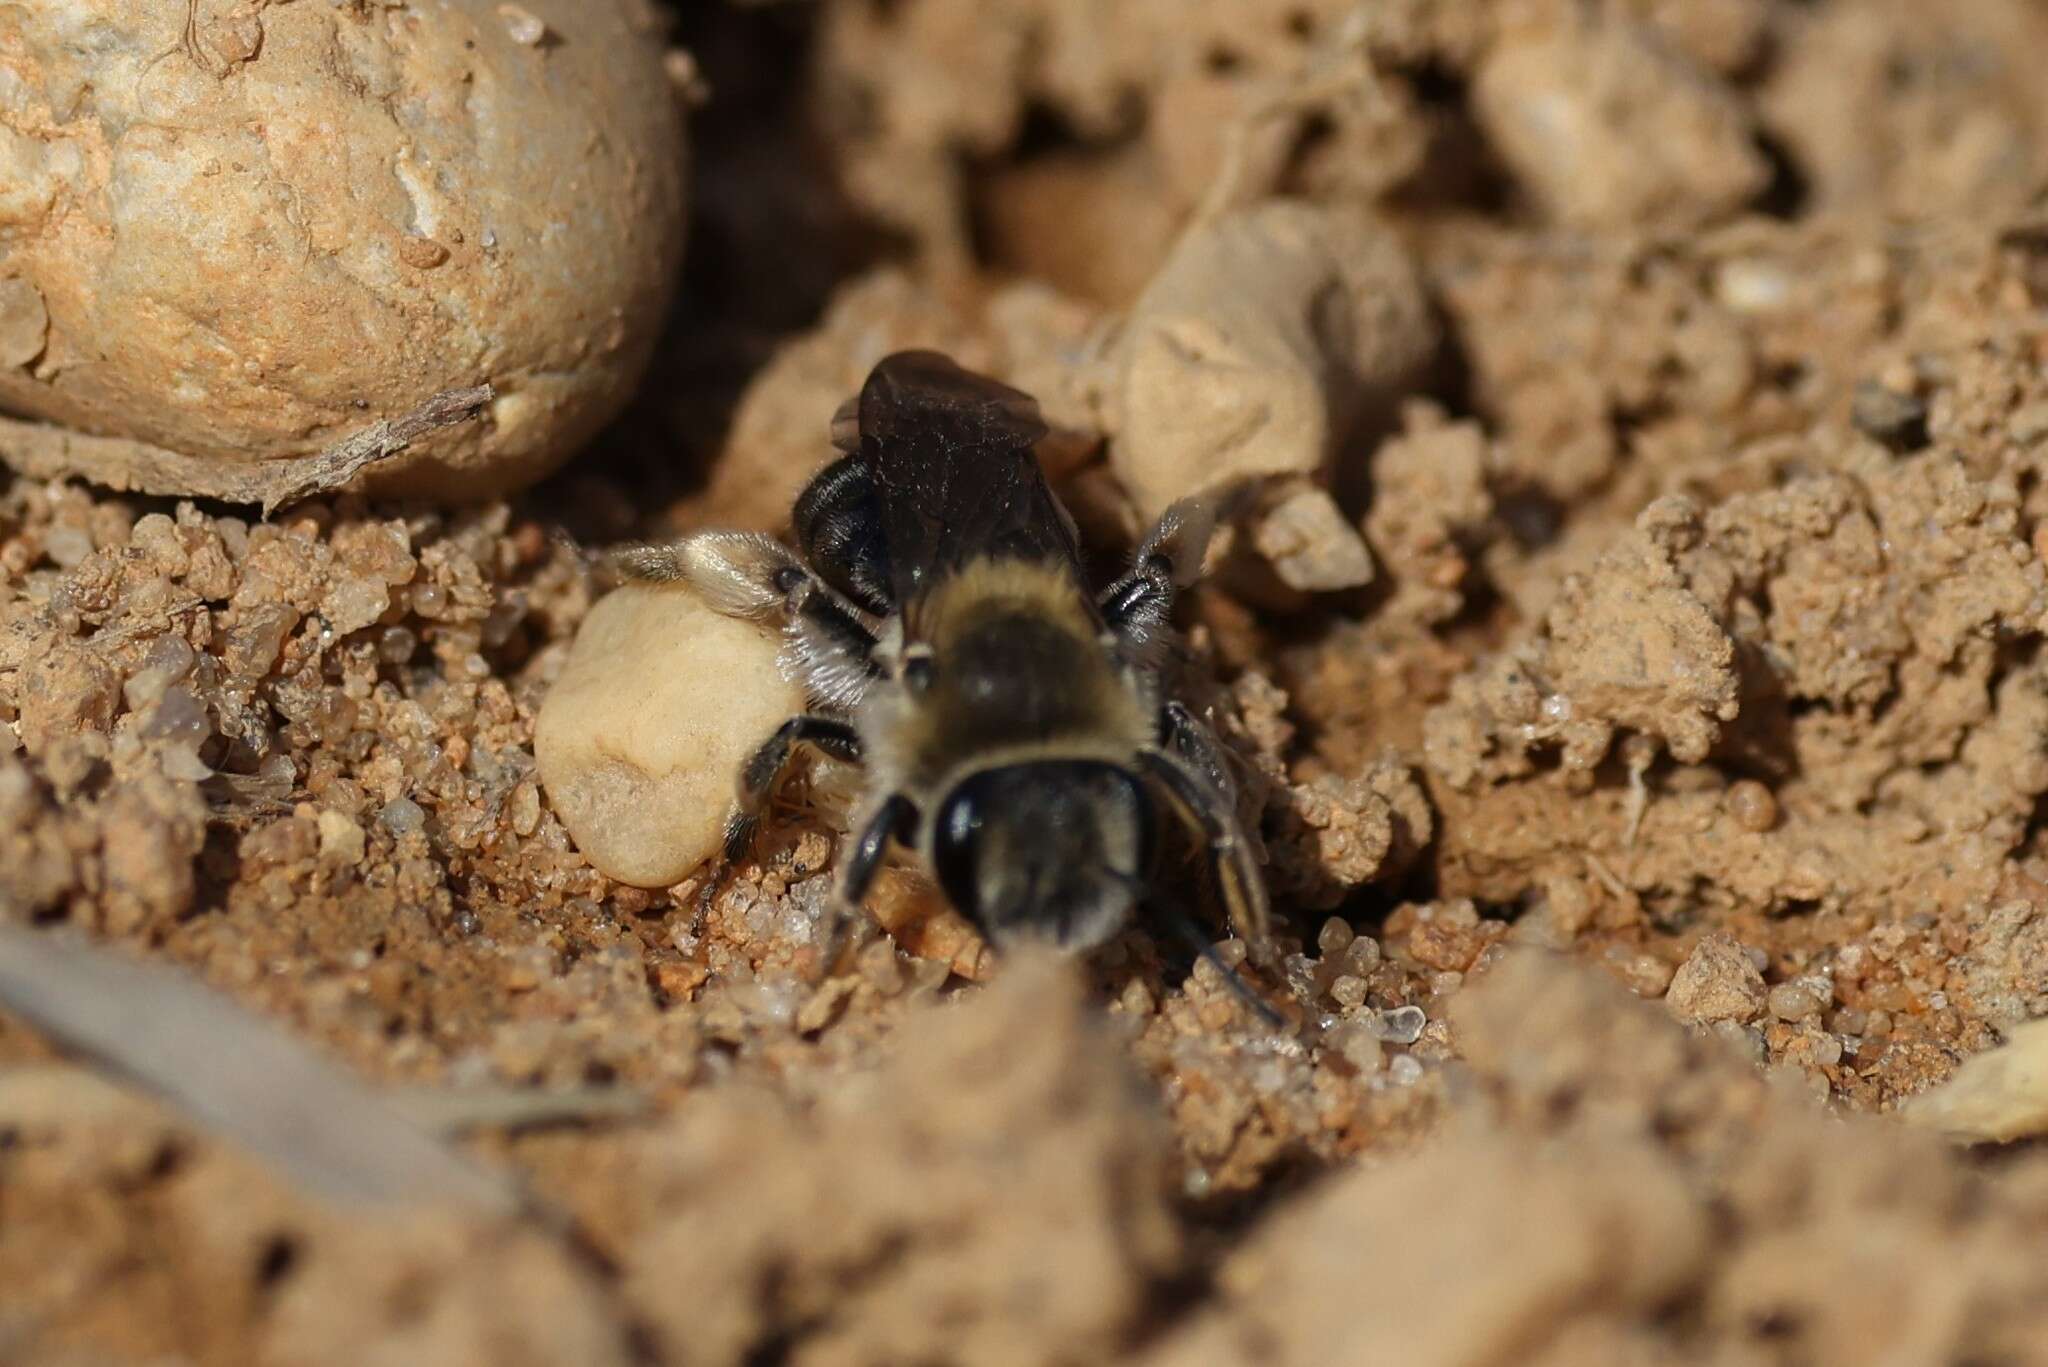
[5,1,2048,1363]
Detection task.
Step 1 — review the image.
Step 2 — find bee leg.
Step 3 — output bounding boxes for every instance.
[1099,488,1235,648]
[690,717,863,935]
[733,715,863,829]
[1135,743,1275,971]
[1150,895,1284,1028]
[840,793,918,906]
[601,530,800,618]
[1158,700,1247,805]
[815,793,918,978]
[604,531,884,707]
[785,589,884,712]
[1098,551,1175,645]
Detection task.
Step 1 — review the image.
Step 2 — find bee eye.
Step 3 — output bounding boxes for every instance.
[902,651,936,694]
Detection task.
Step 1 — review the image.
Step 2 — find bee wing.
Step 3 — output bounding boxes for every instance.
[856,351,1082,608]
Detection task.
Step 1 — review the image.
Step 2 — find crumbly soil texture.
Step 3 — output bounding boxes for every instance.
[6,2,2048,1364]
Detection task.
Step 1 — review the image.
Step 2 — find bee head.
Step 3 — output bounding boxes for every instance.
[931,760,1152,953]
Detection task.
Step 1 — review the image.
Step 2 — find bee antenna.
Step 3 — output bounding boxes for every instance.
[1147,895,1284,1029]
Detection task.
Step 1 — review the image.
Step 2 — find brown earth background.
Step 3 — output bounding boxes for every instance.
[5,1,2048,1363]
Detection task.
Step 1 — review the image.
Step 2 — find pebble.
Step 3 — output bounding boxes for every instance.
[380,796,427,836]
[1725,779,1778,832]
[1666,931,1767,1024]
[1343,935,1382,975]
[1850,379,1930,451]
[1714,257,1792,313]
[534,583,804,887]
[1768,976,1831,1022]
[1317,917,1354,956]
[316,810,367,865]
[497,3,548,45]
[1325,1020,1384,1075]
[1613,951,1675,999]
[1802,1030,1844,1069]
[1542,877,1595,938]
[42,524,93,569]
[1371,1004,1428,1046]
[2010,400,2048,446]
[1710,1018,1768,1063]
[378,626,418,665]
[506,781,542,837]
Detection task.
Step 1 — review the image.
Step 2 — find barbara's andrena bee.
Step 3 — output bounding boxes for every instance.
[612,351,1275,1007]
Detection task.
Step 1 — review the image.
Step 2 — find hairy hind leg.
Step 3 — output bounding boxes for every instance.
[1099,486,1242,654]
[605,531,882,709]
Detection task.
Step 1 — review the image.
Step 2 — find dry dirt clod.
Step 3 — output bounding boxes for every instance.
[1726,779,1779,832]
[1472,10,1768,230]
[620,950,1182,1365]
[0,276,50,368]
[1666,932,1769,1025]
[1108,199,1435,583]
[1248,479,1376,591]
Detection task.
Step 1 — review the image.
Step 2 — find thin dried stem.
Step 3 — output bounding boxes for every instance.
[0,925,520,1214]
[0,382,494,516]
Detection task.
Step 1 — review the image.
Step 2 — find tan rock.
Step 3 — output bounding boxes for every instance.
[535,584,802,888]
[1109,200,1434,588]
[0,0,686,500]
[1666,931,1768,1025]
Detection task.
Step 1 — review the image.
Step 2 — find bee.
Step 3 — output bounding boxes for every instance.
[611,351,1275,1007]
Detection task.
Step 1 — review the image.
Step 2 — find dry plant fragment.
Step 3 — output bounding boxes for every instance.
[0,925,519,1214]
[1904,1019,2048,1143]
[0,384,494,516]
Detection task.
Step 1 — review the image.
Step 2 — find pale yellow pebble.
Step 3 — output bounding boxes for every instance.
[536,584,802,888]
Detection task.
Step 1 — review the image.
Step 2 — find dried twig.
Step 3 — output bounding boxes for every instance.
[0,383,494,516]
[262,383,494,515]
[0,924,520,1214]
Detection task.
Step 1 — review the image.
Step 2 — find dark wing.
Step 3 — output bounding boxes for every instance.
[856,351,1083,607]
